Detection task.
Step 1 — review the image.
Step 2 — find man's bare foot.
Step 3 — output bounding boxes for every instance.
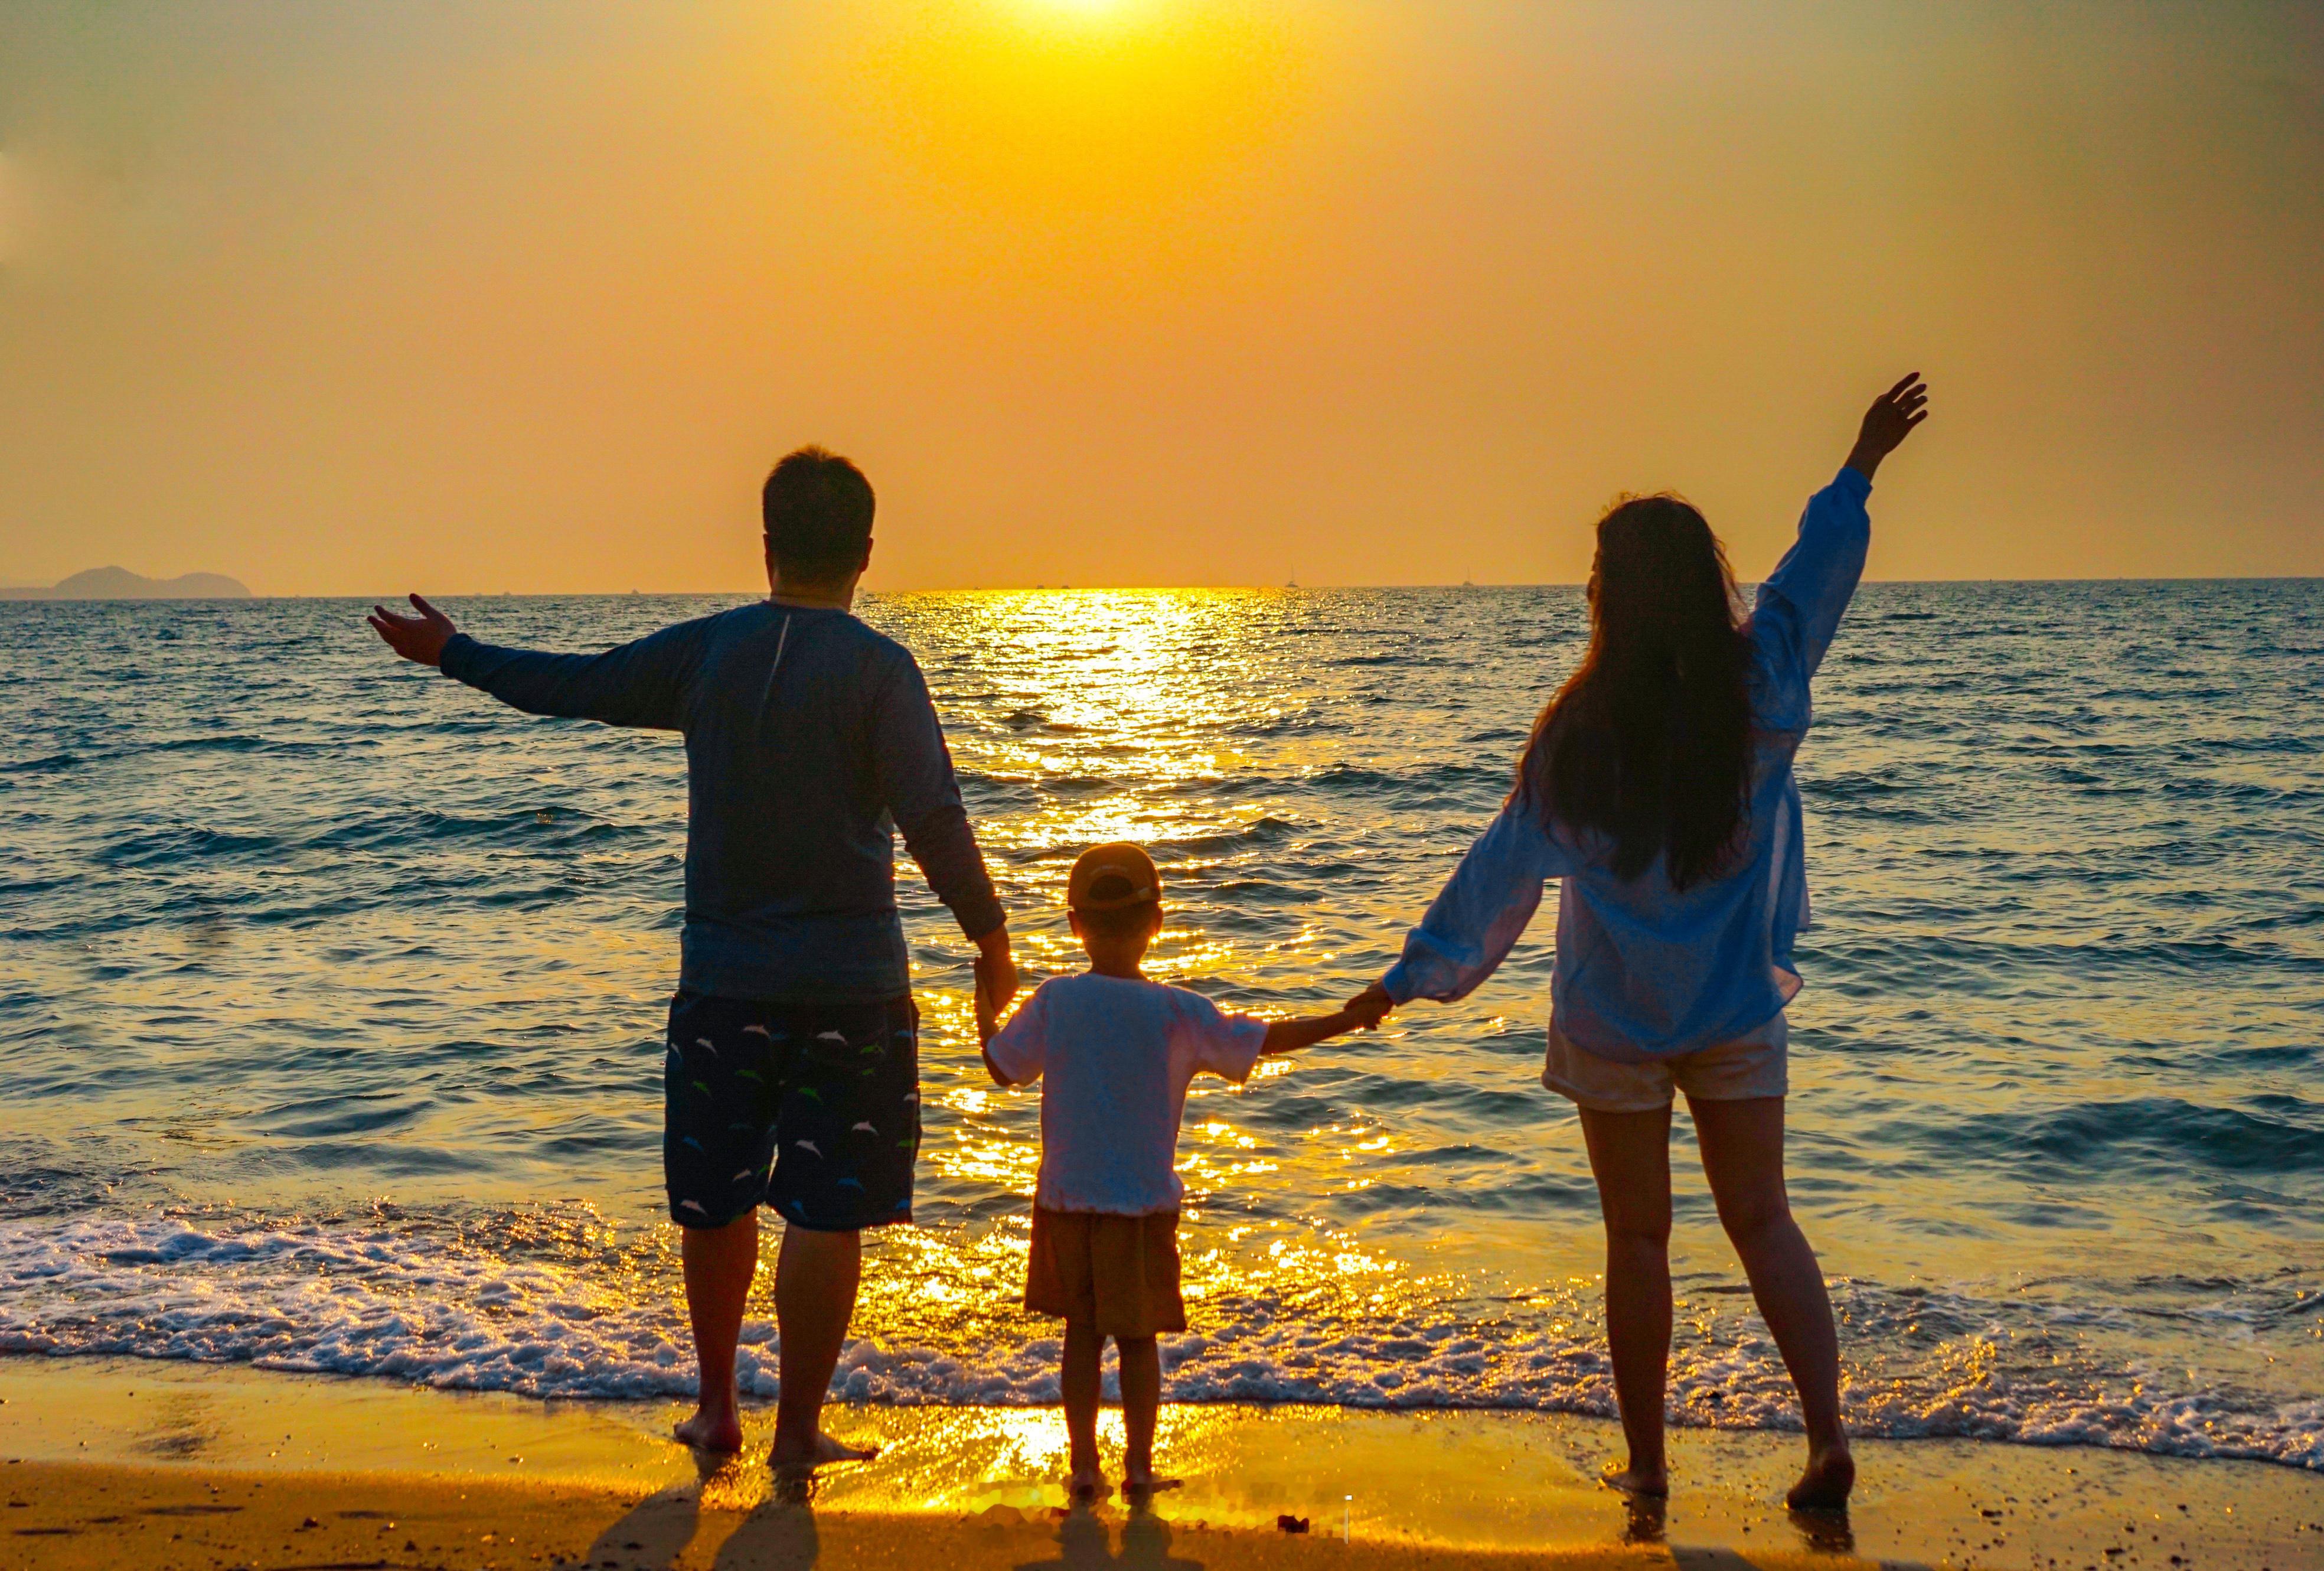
[673,1405,743,1454]
[768,1429,877,1476]
[1786,1444,1855,1511]
[1068,1460,1109,1502]
[1600,1459,1668,1498]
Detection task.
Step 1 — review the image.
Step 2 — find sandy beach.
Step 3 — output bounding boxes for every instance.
[1,1357,2317,1570]
[6,0,2321,1562]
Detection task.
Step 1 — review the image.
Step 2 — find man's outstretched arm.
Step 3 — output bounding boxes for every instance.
[368,594,704,731]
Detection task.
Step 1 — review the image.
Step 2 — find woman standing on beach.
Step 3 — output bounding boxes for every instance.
[1354,376,1929,1510]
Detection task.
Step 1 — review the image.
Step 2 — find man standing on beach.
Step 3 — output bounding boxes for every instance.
[367,448,1015,1468]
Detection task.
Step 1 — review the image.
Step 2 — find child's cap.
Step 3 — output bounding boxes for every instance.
[1068,842,1160,912]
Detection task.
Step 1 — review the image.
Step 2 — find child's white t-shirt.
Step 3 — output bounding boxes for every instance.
[985,973,1268,1215]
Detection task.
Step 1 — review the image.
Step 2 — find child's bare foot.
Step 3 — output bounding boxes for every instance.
[1785,1443,1854,1511]
[673,1403,743,1453]
[1068,1461,1109,1502]
[1121,1460,1179,1499]
[1600,1459,1668,1498]
[768,1429,877,1476]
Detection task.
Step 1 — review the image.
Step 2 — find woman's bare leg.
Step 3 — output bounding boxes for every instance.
[1578,1104,1676,1495]
[1688,1095,1852,1509]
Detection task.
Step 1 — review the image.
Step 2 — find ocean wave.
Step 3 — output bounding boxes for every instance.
[1151,818,1298,857]
[1,1210,2318,1470]
[90,826,283,868]
[0,752,83,775]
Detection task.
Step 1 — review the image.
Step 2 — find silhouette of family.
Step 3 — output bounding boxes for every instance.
[369,375,1930,1513]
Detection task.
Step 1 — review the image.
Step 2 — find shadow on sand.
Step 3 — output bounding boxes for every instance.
[578,1477,707,1570]
[577,1465,822,1571]
[711,1487,821,1570]
[573,1466,1889,1571]
[1016,1502,1202,1571]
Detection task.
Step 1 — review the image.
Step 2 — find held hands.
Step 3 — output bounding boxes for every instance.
[1844,374,1930,481]
[973,928,1018,1045]
[1345,981,1394,1031]
[367,594,458,667]
[974,966,998,1044]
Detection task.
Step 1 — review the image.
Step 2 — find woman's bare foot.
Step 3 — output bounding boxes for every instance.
[1068,1461,1109,1502]
[768,1429,877,1477]
[1785,1444,1855,1511]
[673,1404,743,1454]
[1600,1459,1668,1498]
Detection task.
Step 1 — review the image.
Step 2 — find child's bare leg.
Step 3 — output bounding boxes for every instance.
[1060,1318,1106,1497]
[1115,1335,1164,1491]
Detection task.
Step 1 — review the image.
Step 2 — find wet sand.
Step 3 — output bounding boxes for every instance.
[1,1356,2318,1569]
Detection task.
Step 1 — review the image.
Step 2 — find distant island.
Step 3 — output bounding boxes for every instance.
[0,567,253,601]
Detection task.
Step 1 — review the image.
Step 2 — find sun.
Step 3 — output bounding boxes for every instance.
[1027,0,1134,21]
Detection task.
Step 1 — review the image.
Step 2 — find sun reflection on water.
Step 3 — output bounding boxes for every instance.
[834,592,1449,1370]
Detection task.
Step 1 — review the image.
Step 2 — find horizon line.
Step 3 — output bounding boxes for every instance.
[6,572,2322,601]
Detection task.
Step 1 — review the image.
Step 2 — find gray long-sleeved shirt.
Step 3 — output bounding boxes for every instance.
[439,602,1003,1004]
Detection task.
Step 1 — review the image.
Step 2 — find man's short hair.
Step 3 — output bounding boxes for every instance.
[762,447,874,579]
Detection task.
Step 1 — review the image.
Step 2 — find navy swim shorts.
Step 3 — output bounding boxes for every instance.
[662,990,920,1232]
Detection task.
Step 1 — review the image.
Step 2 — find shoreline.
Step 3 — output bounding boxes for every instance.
[1,1356,2318,1569]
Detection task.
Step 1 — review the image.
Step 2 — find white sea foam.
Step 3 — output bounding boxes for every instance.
[1,1213,2317,1471]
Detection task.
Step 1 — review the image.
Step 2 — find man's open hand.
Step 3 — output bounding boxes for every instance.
[367,594,457,667]
[1845,374,1930,481]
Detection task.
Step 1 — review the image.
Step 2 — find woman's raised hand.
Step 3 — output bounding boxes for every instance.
[1844,374,1930,481]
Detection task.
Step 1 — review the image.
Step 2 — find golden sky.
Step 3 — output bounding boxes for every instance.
[2,1,2318,593]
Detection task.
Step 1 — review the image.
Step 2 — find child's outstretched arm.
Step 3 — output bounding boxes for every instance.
[1261,998,1388,1057]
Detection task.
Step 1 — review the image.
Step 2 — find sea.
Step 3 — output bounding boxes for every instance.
[3,584,2320,1470]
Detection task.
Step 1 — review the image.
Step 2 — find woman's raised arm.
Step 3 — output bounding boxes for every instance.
[1755,376,1930,691]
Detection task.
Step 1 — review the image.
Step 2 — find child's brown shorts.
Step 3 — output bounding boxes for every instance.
[1025,1207,1187,1339]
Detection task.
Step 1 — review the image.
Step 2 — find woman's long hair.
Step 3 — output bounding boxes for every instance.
[1516,493,1752,889]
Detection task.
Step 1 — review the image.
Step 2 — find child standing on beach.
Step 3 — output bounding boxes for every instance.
[977,842,1384,1498]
